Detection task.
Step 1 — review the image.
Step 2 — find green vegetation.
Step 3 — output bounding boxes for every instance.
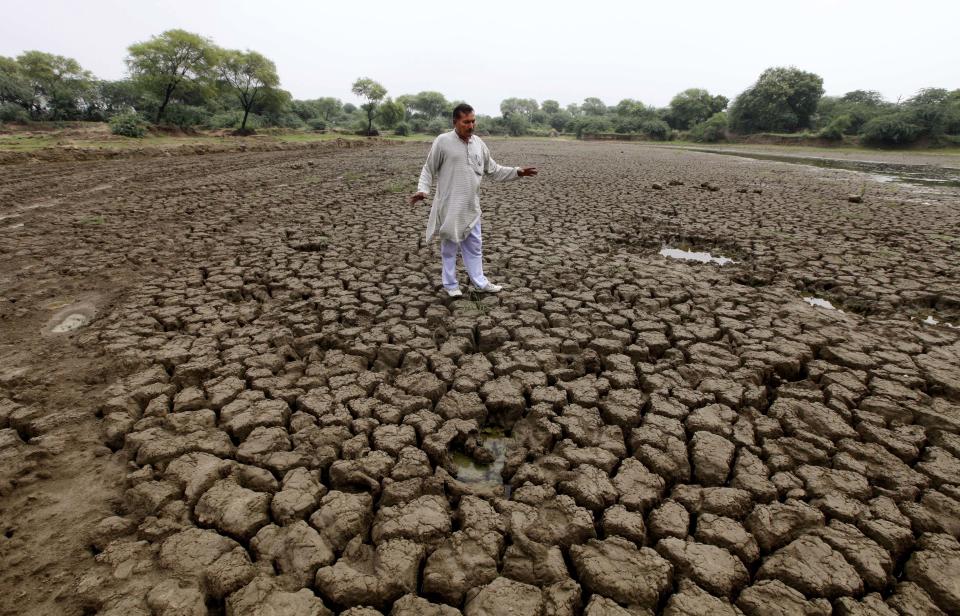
[1,35,957,149]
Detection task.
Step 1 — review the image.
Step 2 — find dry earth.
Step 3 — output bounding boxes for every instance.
[1,138,960,616]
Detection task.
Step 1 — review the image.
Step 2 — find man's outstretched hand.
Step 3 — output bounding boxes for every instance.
[517,167,538,177]
[409,191,427,206]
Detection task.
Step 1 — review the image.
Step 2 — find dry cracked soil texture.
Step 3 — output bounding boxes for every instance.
[1,138,960,616]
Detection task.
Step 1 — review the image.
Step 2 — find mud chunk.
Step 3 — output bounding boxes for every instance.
[736,579,832,616]
[464,576,543,616]
[146,579,207,616]
[371,494,452,548]
[159,528,257,598]
[315,537,423,610]
[557,463,618,511]
[663,579,744,616]
[601,504,646,545]
[745,499,824,552]
[271,467,326,524]
[195,479,270,541]
[371,424,417,456]
[656,537,749,598]
[690,431,735,486]
[308,490,373,551]
[423,529,501,603]
[395,371,447,402]
[834,594,898,616]
[809,520,892,592]
[757,534,864,599]
[571,536,673,608]
[436,390,487,422]
[648,499,690,541]
[226,575,332,615]
[164,452,230,506]
[515,495,596,548]
[695,513,759,564]
[457,495,507,535]
[904,533,960,614]
[480,377,526,426]
[390,594,463,615]
[251,521,335,587]
[611,458,665,512]
[885,581,947,616]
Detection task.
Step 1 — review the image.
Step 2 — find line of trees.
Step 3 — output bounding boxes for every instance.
[2,33,959,147]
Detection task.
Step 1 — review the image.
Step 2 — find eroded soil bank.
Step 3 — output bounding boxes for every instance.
[1,139,959,615]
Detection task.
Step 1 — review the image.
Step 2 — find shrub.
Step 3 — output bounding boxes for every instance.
[307,118,327,131]
[393,122,410,136]
[860,114,921,146]
[0,103,30,123]
[162,104,210,129]
[688,112,727,142]
[427,117,450,135]
[109,112,148,137]
[818,114,852,140]
[641,119,671,141]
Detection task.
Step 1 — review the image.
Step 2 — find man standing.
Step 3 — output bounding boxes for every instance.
[410,104,537,297]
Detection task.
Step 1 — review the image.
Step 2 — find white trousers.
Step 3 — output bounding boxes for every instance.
[440,221,489,290]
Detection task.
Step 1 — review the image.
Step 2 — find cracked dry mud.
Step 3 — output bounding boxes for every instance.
[1,139,960,616]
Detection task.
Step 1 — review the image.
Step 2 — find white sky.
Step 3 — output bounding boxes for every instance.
[2,0,958,115]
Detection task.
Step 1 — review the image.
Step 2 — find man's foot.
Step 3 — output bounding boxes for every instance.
[472,282,503,293]
[445,287,463,297]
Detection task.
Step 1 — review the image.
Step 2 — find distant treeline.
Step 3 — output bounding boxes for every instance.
[2,30,959,146]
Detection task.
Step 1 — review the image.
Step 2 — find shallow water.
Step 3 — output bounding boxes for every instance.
[684,148,960,188]
[452,428,511,491]
[803,296,841,311]
[659,246,735,265]
[51,313,90,333]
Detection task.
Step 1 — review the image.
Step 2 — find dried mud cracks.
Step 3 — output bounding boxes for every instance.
[3,140,960,615]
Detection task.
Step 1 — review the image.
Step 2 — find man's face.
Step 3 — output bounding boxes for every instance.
[454,112,476,139]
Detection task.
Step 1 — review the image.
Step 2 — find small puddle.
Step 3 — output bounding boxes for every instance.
[803,296,843,311]
[42,302,97,335]
[452,428,511,494]
[682,148,960,189]
[660,246,735,265]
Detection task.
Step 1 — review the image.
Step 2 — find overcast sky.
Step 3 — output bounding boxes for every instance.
[2,0,958,115]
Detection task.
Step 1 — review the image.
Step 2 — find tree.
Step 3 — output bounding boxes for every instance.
[15,51,94,119]
[667,88,728,130]
[0,56,32,111]
[581,97,607,116]
[377,97,405,129]
[351,77,386,135]
[840,90,885,106]
[728,67,824,133]
[217,49,280,131]
[500,97,538,119]
[127,29,217,123]
[405,91,449,118]
[541,99,560,114]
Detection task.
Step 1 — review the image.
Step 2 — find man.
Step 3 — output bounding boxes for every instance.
[410,103,537,297]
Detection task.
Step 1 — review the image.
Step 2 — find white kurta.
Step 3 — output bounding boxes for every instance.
[417,130,520,242]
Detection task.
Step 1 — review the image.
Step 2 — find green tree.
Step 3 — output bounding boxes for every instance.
[405,91,449,117]
[728,66,824,133]
[16,51,94,119]
[500,97,538,119]
[541,99,560,114]
[840,90,885,106]
[581,97,607,116]
[351,77,387,134]
[0,56,32,111]
[217,49,280,131]
[126,29,218,123]
[377,97,405,129]
[667,88,728,130]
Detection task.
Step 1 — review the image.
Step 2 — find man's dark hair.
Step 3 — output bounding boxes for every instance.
[452,103,474,120]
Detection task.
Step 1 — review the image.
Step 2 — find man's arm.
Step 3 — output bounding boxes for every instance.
[410,139,442,205]
[483,143,537,181]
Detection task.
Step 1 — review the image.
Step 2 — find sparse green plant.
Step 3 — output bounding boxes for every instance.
[109,112,147,137]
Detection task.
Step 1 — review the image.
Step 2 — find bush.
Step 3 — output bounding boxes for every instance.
[162,104,210,129]
[818,114,852,140]
[688,112,727,142]
[641,119,671,141]
[427,117,450,135]
[109,112,148,137]
[307,118,327,131]
[394,122,410,136]
[0,102,30,123]
[860,114,921,146]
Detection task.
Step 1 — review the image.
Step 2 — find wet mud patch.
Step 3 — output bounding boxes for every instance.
[451,428,512,494]
[41,302,97,335]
